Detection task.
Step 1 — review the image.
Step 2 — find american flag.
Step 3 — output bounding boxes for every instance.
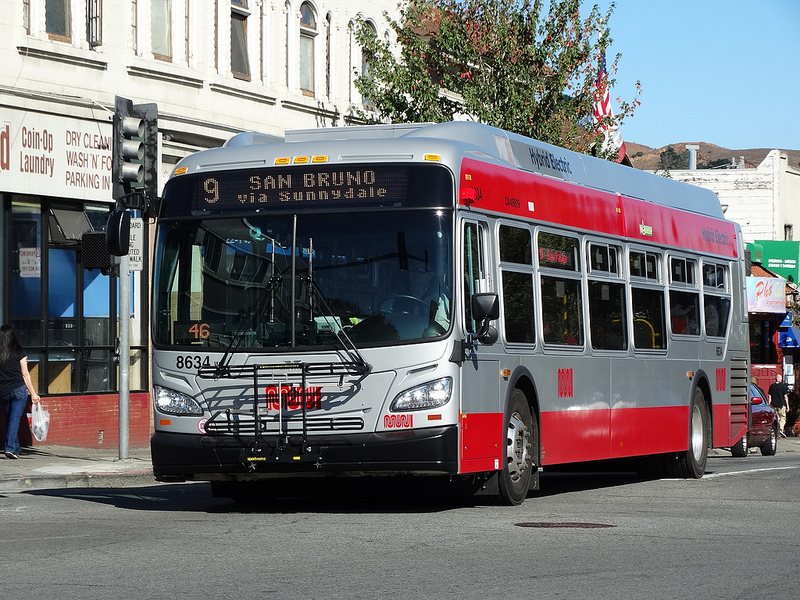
[593,51,627,163]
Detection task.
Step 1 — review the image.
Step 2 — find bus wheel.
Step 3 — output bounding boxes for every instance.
[499,389,536,506]
[675,388,709,479]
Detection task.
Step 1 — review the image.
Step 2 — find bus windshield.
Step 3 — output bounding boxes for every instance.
[153,209,453,349]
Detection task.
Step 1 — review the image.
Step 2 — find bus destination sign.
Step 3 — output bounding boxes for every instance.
[193,166,409,211]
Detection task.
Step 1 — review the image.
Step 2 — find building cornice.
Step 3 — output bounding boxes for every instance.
[17,44,107,71]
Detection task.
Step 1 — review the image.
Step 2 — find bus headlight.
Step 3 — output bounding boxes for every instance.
[154,385,204,416]
[390,377,452,412]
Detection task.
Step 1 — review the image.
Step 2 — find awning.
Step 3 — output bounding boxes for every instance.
[779,326,800,348]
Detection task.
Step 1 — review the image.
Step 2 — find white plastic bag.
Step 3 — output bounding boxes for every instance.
[28,402,50,442]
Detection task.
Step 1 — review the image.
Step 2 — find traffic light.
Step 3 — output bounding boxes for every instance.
[112,96,158,205]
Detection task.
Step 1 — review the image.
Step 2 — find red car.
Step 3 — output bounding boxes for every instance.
[731,384,779,457]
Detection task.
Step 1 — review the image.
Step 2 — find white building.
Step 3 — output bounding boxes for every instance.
[668,149,800,389]
[667,150,800,244]
[0,0,396,447]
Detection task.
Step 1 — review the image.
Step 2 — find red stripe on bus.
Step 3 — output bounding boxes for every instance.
[540,406,690,465]
[459,158,738,259]
[461,404,742,472]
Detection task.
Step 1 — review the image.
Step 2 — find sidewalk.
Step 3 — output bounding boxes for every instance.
[0,444,155,491]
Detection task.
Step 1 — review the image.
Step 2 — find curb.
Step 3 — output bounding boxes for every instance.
[0,469,156,492]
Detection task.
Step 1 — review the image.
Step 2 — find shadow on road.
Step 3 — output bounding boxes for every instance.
[23,465,658,514]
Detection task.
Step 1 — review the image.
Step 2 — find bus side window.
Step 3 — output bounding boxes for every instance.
[588,281,627,350]
[538,232,583,346]
[499,225,535,344]
[702,263,731,338]
[587,243,625,350]
[631,287,666,349]
[669,258,700,336]
[670,291,701,336]
[540,276,583,345]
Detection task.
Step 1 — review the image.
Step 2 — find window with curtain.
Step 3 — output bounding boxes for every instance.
[151,0,172,60]
[46,0,71,40]
[299,2,316,95]
[231,1,251,79]
[360,21,376,109]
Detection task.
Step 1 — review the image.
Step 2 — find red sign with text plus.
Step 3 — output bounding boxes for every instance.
[264,385,322,411]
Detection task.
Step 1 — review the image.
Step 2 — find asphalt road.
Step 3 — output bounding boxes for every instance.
[2,444,799,600]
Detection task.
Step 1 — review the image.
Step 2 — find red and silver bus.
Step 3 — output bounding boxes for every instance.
[149,122,749,504]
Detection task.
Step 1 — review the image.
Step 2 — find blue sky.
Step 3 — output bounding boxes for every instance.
[589,0,800,150]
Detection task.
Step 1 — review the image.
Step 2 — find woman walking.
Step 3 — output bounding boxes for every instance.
[0,325,40,459]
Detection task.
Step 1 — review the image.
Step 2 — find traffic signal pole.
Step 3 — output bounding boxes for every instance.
[110,96,158,461]
[119,253,131,460]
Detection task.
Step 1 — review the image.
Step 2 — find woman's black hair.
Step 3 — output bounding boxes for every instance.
[0,325,24,365]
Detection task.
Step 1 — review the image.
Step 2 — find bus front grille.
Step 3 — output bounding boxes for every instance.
[205,411,365,436]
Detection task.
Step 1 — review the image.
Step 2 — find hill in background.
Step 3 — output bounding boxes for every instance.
[626,142,800,172]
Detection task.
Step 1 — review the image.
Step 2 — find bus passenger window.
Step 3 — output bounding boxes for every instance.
[537,232,579,271]
[669,291,700,336]
[588,281,627,350]
[671,257,696,285]
[589,244,619,275]
[703,264,726,289]
[631,287,666,349]
[502,271,535,343]
[669,258,700,336]
[541,276,583,346]
[499,225,532,265]
[630,251,660,281]
[704,295,731,338]
[500,225,534,343]
[702,263,730,337]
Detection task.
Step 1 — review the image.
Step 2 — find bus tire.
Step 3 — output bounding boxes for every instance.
[498,389,536,506]
[675,387,709,479]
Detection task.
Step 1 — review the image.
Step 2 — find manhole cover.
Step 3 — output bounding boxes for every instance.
[515,522,615,529]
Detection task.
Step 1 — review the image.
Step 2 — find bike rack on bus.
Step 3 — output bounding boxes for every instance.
[197,360,368,468]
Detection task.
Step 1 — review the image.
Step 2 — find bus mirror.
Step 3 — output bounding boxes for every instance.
[472,292,499,346]
[107,210,131,256]
[472,293,499,321]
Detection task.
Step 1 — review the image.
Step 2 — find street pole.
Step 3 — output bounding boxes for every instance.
[119,252,130,460]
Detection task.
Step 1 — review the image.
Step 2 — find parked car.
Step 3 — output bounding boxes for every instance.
[731,384,779,457]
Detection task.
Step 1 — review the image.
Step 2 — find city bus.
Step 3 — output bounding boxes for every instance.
[147,121,750,505]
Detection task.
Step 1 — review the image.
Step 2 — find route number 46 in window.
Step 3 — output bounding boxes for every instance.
[189,322,210,339]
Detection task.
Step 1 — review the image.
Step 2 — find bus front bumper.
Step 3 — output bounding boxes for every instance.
[151,426,460,481]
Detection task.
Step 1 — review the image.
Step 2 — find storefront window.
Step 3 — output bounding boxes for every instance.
[4,197,148,395]
[750,319,777,365]
[84,269,113,392]
[10,200,43,346]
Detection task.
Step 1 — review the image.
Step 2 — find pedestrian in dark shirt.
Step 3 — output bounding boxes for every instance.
[0,325,41,459]
[768,373,789,438]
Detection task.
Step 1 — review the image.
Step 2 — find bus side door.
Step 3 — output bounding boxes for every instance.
[459,220,503,473]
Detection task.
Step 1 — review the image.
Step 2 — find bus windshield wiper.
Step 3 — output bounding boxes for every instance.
[303,276,372,377]
[214,269,284,376]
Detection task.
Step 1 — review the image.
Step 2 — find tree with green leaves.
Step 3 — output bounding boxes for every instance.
[659,146,689,170]
[351,0,640,158]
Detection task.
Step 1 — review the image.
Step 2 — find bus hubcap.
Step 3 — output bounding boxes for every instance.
[507,412,531,483]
